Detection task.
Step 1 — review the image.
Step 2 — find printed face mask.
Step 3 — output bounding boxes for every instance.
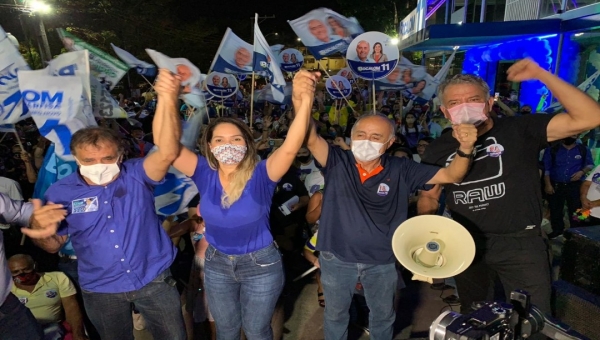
[13,271,39,285]
[447,102,488,126]
[77,158,121,185]
[351,140,385,162]
[211,144,247,165]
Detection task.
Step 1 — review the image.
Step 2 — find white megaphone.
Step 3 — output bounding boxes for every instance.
[392,215,475,283]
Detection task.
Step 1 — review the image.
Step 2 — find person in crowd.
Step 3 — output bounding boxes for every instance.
[0,193,67,340]
[9,254,86,340]
[418,58,600,321]
[25,69,187,340]
[390,147,413,159]
[543,135,593,238]
[5,145,37,200]
[153,70,319,339]
[580,163,600,225]
[414,137,434,163]
[399,112,423,153]
[296,146,321,182]
[130,127,154,158]
[305,102,477,338]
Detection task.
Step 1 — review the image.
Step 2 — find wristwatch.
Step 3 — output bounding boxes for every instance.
[455,148,475,159]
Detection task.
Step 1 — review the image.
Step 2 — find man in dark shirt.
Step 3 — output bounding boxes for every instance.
[419,58,600,319]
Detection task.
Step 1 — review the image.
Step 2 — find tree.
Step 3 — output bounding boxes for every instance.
[336,0,418,36]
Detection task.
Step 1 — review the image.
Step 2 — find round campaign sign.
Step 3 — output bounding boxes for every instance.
[337,67,356,84]
[278,48,304,73]
[205,72,239,99]
[237,74,247,81]
[325,75,352,99]
[345,31,399,80]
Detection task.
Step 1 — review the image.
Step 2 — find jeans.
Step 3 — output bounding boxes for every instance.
[320,251,397,340]
[204,242,284,340]
[547,181,582,234]
[81,269,186,340]
[0,293,43,340]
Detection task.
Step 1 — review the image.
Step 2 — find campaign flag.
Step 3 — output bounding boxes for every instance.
[181,110,205,151]
[18,69,96,160]
[253,82,292,105]
[209,28,254,75]
[48,50,92,107]
[0,26,31,124]
[89,75,127,118]
[32,144,77,199]
[253,15,286,103]
[57,29,129,91]
[289,8,363,60]
[325,75,351,99]
[111,44,157,77]
[374,53,456,104]
[270,44,285,56]
[278,48,304,73]
[146,49,201,93]
[205,72,239,99]
[0,124,15,132]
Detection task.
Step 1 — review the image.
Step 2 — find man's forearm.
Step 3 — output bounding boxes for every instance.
[544,175,552,187]
[31,235,64,253]
[64,301,86,338]
[581,181,592,200]
[25,163,37,183]
[417,196,439,215]
[443,155,472,183]
[538,70,600,127]
[154,96,181,158]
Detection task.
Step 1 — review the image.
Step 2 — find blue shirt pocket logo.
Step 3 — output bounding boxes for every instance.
[72,197,99,214]
[45,290,57,298]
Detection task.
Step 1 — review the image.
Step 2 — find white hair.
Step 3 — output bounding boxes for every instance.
[438,74,491,103]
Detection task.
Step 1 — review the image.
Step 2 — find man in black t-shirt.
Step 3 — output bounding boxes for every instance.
[419,58,600,318]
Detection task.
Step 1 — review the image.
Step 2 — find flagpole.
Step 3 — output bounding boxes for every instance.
[0,133,6,144]
[371,80,376,115]
[141,75,155,90]
[250,13,259,128]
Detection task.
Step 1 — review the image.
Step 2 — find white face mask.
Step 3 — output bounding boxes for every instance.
[351,139,385,162]
[76,158,121,185]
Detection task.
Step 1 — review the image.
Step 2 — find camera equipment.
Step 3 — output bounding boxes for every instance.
[429,290,588,340]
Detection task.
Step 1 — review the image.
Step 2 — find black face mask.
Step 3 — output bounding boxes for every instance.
[296,155,311,163]
[563,137,577,145]
[521,110,531,115]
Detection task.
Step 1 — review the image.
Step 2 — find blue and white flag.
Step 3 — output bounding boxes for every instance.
[146,49,201,94]
[48,50,92,107]
[289,8,363,60]
[253,82,292,105]
[210,28,254,75]
[33,144,77,199]
[253,16,286,103]
[0,124,15,133]
[0,25,31,124]
[270,44,285,56]
[18,69,96,160]
[111,44,157,77]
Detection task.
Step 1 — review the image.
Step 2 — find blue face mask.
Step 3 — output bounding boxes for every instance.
[329,131,337,137]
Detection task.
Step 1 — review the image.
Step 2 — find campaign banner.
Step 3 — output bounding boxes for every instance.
[253,16,286,103]
[325,75,352,99]
[48,50,92,107]
[253,82,292,105]
[337,67,356,84]
[0,26,31,124]
[111,43,157,77]
[18,69,96,160]
[205,72,238,99]
[57,29,128,91]
[210,28,254,74]
[90,75,127,118]
[182,86,208,109]
[278,48,304,72]
[346,32,399,80]
[146,49,201,93]
[289,8,363,60]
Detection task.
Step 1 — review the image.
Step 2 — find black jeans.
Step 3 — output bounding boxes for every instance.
[455,233,552,317]
[0,293,43,340]
[547,181,582,235]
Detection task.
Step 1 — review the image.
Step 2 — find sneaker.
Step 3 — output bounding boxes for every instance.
[132,312,146,331]
[442,294,460,306]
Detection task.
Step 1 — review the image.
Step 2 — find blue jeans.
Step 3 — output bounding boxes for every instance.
[204,243,284,340]
[81,269,185,340]
[0,293,43,340]
[320,251,397,340]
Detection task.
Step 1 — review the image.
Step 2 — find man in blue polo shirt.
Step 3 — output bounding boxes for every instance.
[25,69,186,340]
[306,112,477,339]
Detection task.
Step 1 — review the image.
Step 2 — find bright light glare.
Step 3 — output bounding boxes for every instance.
[297,38,301,41]
[453,46,460,50]
[457,21,463,25]
[575,33,584,37]
[391,37,399,45]
[30,1,51,13]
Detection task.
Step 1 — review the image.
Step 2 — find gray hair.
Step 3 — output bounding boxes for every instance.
[351,113,395,139]
[70,126,124,156]
[437,74,490,103]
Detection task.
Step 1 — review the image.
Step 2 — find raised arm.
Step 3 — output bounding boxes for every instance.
[426,124,477,184]
[143,69,182,181]
[21,199,68,253]
[266,71,319,182]
[417,184,442,215]
[507,59,600,142]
